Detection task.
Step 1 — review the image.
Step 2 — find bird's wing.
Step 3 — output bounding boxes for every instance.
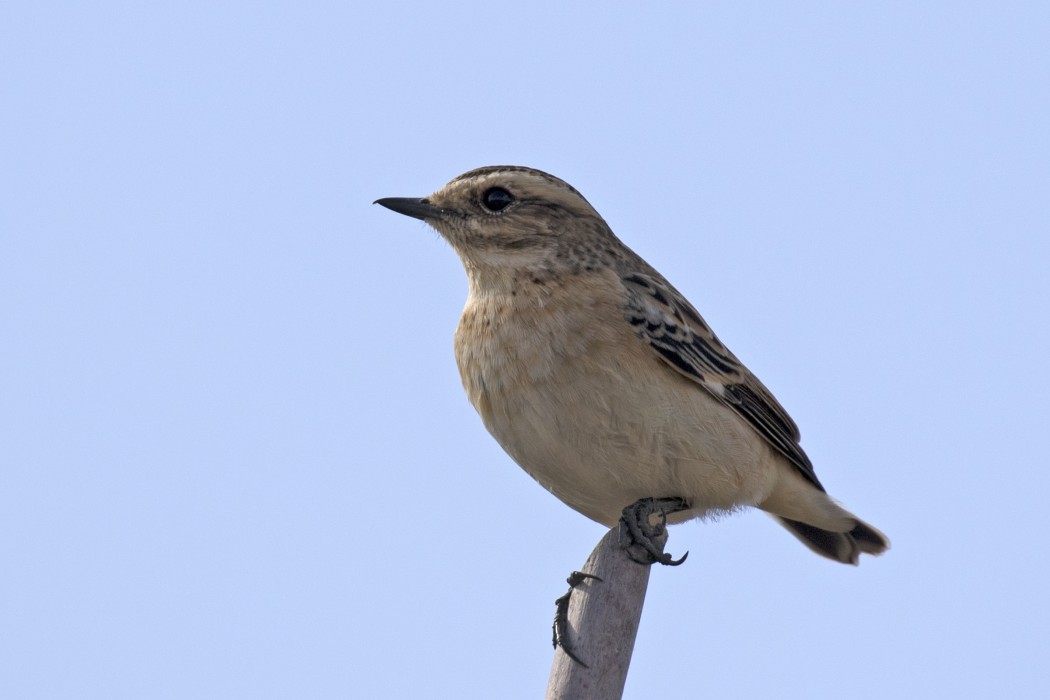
[622,272,823,490]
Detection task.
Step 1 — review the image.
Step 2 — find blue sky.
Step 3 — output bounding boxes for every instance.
[3,3,1048,698]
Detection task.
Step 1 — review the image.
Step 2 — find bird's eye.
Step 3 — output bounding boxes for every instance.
[481,187,514,212]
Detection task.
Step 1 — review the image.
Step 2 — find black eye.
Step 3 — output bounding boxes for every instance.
[481,187,514,212]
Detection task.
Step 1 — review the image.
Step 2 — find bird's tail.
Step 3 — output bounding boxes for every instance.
[774,516,889,566]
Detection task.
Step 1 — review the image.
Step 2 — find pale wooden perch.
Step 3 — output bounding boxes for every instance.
[544,523,670,700]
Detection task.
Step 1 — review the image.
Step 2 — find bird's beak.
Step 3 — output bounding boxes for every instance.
[373,197,443,221]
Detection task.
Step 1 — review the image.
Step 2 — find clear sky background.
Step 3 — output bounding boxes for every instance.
[3,3,1048,698]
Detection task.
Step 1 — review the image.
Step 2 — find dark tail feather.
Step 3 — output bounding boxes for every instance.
[775,516,890,565]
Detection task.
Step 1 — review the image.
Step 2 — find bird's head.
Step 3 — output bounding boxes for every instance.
[376,166,619,277]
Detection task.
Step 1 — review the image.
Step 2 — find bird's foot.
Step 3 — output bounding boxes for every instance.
[619,497,690,566]
[552,570,603,667]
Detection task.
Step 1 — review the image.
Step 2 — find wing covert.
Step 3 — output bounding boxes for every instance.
[622,273,823,490]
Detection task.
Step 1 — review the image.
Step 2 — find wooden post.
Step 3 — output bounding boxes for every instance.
[544,524,668,699]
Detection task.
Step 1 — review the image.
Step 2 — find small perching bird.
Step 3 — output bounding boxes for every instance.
[376,166,888,565]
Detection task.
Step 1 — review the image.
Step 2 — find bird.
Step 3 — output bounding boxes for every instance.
[375,166,888,565]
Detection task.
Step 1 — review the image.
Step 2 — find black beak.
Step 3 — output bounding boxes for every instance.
[374,197,443,221]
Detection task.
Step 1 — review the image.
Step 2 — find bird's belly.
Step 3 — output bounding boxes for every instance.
[460,336,777,526]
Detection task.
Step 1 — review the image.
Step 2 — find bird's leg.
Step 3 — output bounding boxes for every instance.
[619,497,690,566]
[552,570,604,667]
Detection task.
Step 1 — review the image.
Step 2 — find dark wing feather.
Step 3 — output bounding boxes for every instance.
[622,273,824,491]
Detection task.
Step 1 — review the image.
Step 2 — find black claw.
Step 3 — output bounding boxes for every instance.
[566,570,603,587]
[619,497,690,566]
[552,570,603,667]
